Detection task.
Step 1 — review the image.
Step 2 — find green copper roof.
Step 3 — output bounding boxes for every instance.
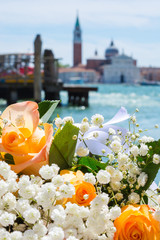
[75,16,80,28]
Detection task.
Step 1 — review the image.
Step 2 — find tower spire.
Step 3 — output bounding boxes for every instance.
[75,12,80,29]
[73,13,82,66]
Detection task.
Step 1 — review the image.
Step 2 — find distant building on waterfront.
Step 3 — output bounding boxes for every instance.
[103,53,140,84]
[59,64,99,83]
[59,15,141,84]
[140,67,160,82]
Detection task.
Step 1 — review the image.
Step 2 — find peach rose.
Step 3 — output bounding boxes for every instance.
[114,204,160,240]
[0,101,53,175]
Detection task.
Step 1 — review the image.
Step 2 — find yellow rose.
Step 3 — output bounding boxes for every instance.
[60,169,84,185]
[114,204,160,240]
[0,101,53,175]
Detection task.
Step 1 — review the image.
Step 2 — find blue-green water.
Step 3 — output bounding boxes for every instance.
[56,84,160,140]
[0,84,160,183]
[54,84,160,184]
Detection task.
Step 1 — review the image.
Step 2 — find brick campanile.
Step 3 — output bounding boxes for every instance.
[73,15,82,66]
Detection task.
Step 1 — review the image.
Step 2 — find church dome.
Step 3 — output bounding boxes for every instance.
[105,40,119,59]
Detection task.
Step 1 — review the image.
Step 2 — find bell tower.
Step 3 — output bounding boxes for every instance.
[73,14,82,66]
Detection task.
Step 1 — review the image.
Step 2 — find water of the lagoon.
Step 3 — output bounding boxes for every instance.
[0,84,160,183]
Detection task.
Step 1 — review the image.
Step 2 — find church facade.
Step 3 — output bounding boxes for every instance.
[103,54,140,84]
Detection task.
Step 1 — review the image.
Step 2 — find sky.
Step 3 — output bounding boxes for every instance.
[0,0,160,67]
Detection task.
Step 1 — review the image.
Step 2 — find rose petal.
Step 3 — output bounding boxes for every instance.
[1,101,39,138]
[11,123,53,175]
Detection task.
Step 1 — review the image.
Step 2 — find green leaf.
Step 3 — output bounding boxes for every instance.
[140,140,160,190]
[49,122,79,169]
[143,195,148,204]
[4,153,15,165]
[38,100,59,123]
[76,156,108,174]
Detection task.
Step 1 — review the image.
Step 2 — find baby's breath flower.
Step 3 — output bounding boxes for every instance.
[80,122,89,133]
[108,128,116,135]
[0,212,16,227]
[101,149,106,154]
[110,140,121,153]
[23,208,40,224]
[115,193,123,201]
[128,192,140,204]
[55,117,63,128]
[137,172,148,187]
[91,114,104,126]
[108,153,115,161]
[82,117,88,122]
[138,129,143,133]
[130,145,139,157]
[84,173,96,185]
[76,146,89,157]
[139,144,148,156]
[131,115,136,124]
[63,116,74,125]
[153,154,160,164]
[97,170,111,184]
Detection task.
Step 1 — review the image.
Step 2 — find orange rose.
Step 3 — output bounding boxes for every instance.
[61,170,96,206]
[114,204,160,240]
[0,101,53,175]
[70,181,96,206]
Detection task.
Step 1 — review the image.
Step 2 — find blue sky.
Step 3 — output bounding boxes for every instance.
[1,0,160,67]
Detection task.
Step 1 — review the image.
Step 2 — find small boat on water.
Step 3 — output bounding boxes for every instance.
[139,81,160,86]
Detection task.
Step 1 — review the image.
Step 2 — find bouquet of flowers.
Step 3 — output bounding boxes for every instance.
[0,100,160,240]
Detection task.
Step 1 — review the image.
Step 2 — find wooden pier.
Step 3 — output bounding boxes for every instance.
[0,35,98,106]
[63,85,98,106]
[0,82,97,106]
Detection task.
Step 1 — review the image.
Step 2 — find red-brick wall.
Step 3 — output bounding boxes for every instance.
[73,43,82,66]
[86,59,106,71]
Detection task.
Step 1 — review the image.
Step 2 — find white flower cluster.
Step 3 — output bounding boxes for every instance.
[0,161,121,240]
[73,110,159,207]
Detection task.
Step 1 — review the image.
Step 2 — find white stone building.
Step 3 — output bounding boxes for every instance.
[103,54,140,84]
[59,66,99,84]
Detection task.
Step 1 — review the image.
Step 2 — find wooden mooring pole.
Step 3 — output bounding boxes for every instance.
[34,34,42,102]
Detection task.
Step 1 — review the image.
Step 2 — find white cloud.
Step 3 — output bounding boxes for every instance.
[0,0,160,67]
